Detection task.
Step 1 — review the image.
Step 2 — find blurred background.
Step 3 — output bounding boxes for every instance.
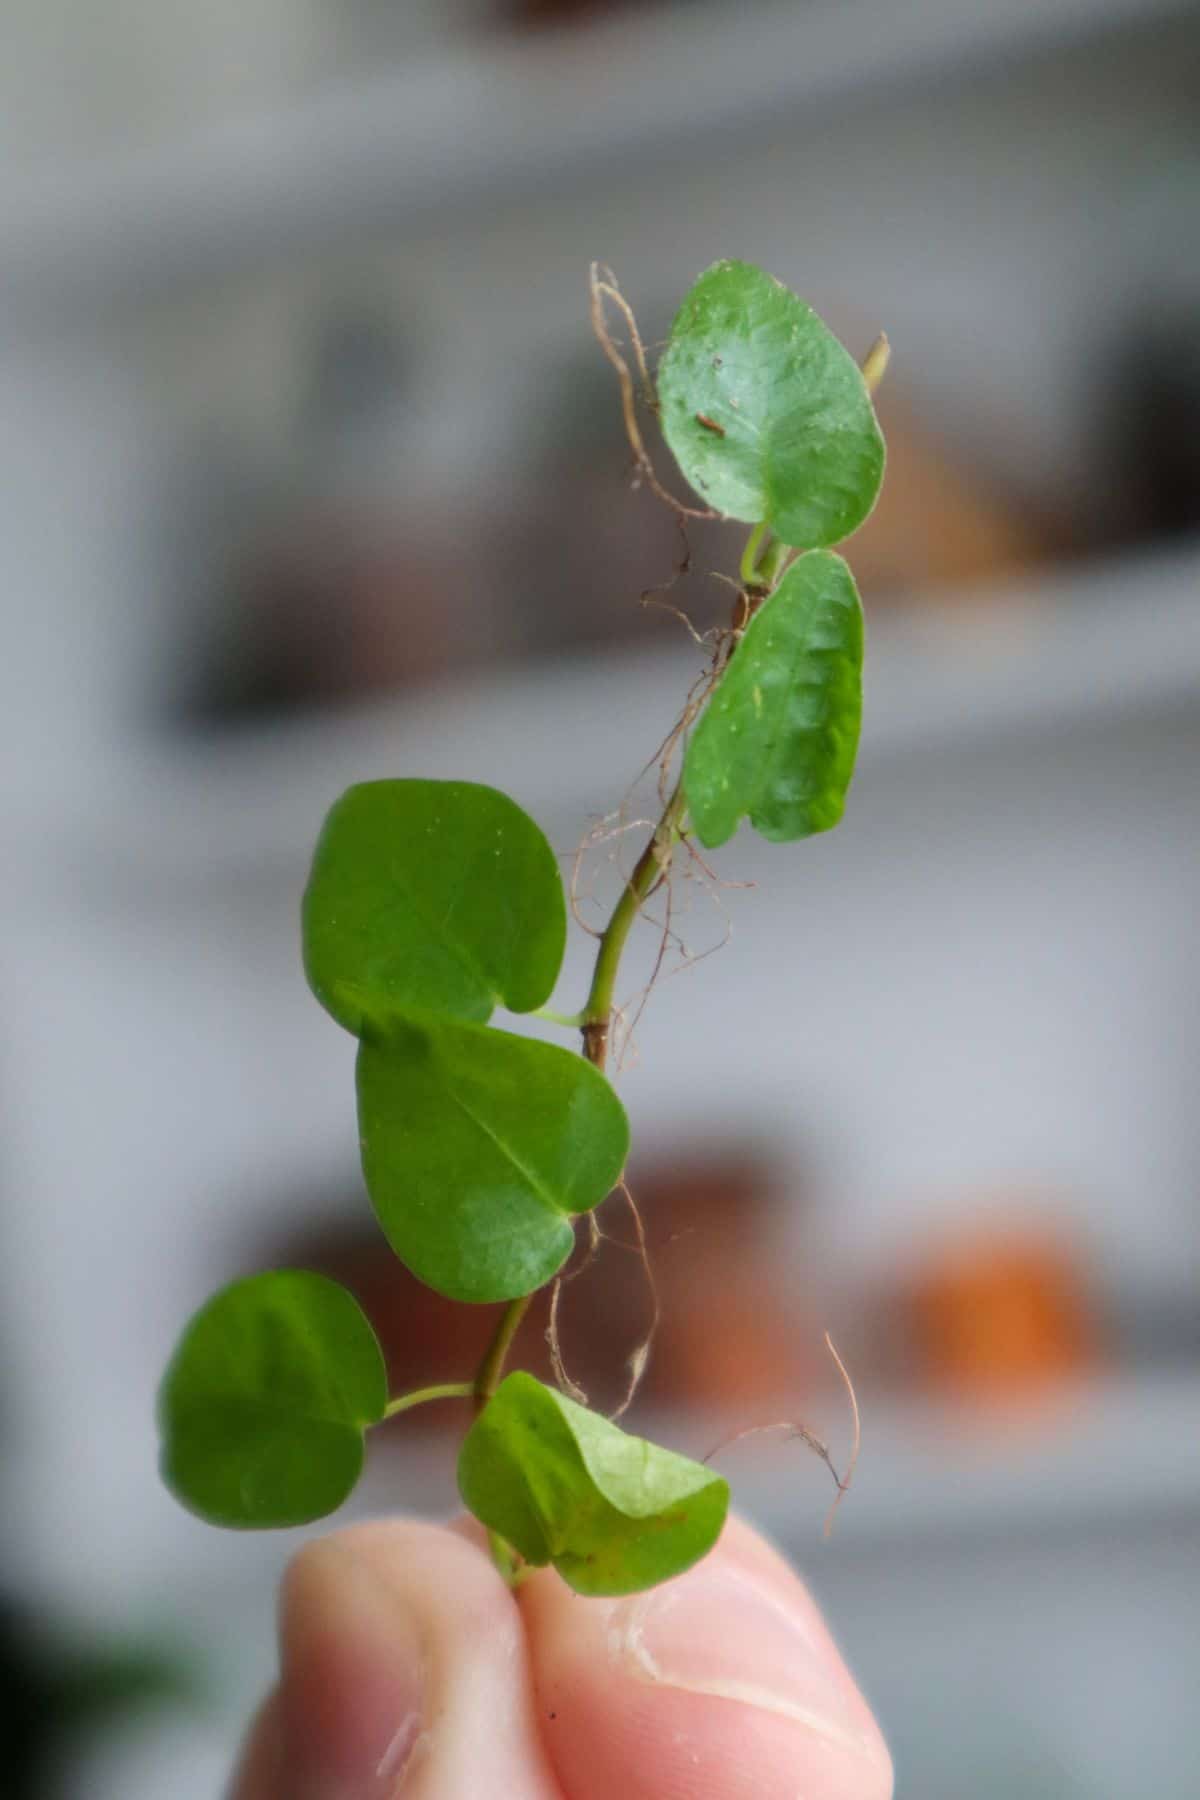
[2,0,1200,1793]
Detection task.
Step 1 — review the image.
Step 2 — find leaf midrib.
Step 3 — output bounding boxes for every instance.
[442,1083,565,1220]
[373,861,498,1013]
[748,566,842,821]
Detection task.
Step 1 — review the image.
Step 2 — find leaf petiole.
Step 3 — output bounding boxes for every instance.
[738,520,769,588]
[382,1382,475,1420]
[475,1296,531,1409]
[532,1005,586,1028]
[487,1528,522,1586]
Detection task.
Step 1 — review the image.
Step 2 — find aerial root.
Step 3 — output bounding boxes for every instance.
[589,262,718,527]
[701,1334,862,1538]
[639,585,713,649]
[820,1333,861,1538]
[546,1275,589,1406]
[546,1189,661,1421]
[608,1177,662,1422]
[544,1213,606,1407]
[569,810,658,938]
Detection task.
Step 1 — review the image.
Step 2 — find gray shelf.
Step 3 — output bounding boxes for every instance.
[0,0,1188,318]
[29,541,1199,887]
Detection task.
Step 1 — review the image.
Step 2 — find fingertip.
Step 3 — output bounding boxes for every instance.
[234,1519,557,1799]
[274,1529,431,1796]
[226,1690,280,1800]
[520,1514,892,1800]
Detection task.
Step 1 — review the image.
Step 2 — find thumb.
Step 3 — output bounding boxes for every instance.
[518,1513,893,1800]
[230,1519,558,1799]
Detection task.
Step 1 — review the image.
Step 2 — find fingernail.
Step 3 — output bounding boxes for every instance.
[278,1544,429,1799]
[608,1559,883,1762]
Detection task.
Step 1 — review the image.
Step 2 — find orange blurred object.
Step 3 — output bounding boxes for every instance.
[907,1224,1100,1401]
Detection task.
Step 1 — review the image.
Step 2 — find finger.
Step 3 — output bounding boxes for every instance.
[518,1513,892,1800]
[228,1691,281,1799]
[230,1519,560,1800]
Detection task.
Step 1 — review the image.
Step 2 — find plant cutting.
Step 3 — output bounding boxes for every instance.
[157,259,886,1598]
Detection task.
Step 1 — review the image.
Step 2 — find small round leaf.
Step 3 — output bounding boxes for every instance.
[357,1016,630,1304]
[657,260,884,549]
[684,550,863,848]
[459,1372,729,1596]
[158,1271,387,1529]
[303,780,567,1034]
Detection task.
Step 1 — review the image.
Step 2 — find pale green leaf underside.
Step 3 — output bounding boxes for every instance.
[303,780,566,1034]
[357,1015,629,1304]
[684,550,864,849]
[458,1372,729,1595]
[657,260,884,549]
[158,1271,387,1529]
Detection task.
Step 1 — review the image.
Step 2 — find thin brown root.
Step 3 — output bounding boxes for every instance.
[702,1417,839,1481]
[570,603,731,1074]
[546,1276,589,1406]
[584,812,659,851]
[700,1335,862,1538]
[645,656,721,814]
[590,262,718,524]
[681,833,755,893]
[568,862,604,938]
[821,1332,861,1539]
[612,863,678,1073]
[585,632,717,891]
[608,1177,662,1422]
[568,816,620,939]
[570,807,662,939]
[613,851,737,1073]
[544,1210,609,1407]
[563,1207,605,1286]
[609,1000,639,1074]
[639,588,715,649]
[593,263,656,406]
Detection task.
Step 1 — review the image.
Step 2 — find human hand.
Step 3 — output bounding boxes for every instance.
[230,1514,892,1798]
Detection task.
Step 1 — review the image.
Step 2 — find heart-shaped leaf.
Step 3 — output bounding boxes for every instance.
[303,780,567,1035]
[158,1271,387,1528]
[657,260,884,549]
[684,550,863,848]
[459,1372,729,1595]
[357,1016,629,1304]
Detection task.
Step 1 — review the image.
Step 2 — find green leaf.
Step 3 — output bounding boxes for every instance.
[684,550,863,849]
[302,780,567,1034]
[657,260,884,549]
[459,1372,729,1596]
[357,1015,629,1304]
[158,1271,387,1529]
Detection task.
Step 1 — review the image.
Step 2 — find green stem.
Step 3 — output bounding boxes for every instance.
[470,782,687,1411]
[474,1294,531,1410]
[755,536,790,589]
[382,1381,474,1420]
[581,783,687,1072]
[739,520,768,588]
[488,1529,520,1584]
[467,531,777,1411]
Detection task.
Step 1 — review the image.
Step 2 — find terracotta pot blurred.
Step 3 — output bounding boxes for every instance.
[904,1219,1100,1402]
